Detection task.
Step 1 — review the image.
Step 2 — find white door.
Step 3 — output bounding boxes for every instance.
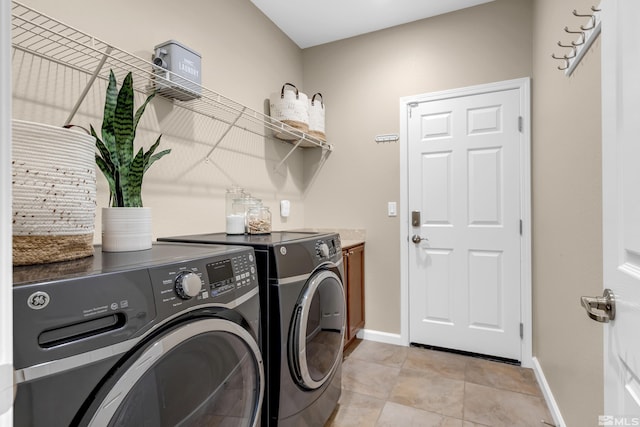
[1,0,14,424]
[408,85,523,361]
[600,0,640,420]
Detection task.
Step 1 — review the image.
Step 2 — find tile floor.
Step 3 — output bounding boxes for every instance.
[326,340,554,427]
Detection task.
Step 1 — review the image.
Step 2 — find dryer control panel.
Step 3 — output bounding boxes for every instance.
[273,232,343,278]
[315,235,341,260]
[148,248,258,319]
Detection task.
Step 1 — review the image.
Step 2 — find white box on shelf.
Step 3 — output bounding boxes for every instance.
[152,40,201,101]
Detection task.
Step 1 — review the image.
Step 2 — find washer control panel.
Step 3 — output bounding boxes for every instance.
[315,235,341,260]
[12,244,258,369]
[149,249,257,317]
[174,271,202,299]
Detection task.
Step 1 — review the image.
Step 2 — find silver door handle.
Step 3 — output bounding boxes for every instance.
[580,288,615,323]
[411,235,428,244]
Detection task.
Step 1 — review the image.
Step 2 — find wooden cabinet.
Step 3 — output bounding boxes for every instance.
[343,243,365,349]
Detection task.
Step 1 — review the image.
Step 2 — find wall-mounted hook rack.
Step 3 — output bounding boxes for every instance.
[375,134,399,143]
[551,2,602,77]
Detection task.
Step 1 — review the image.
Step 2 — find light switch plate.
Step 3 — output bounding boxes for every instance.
[388,202,397,217]
[280,200,291,217]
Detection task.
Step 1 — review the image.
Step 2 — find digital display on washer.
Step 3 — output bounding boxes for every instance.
[206,259,233,287]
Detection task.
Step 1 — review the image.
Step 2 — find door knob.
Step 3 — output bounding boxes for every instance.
[411,234,428,244]
[580,288,616,323]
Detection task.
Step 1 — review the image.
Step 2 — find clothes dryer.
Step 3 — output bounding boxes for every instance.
[158,232,345,426]
[13,242,263,427]
[158,231,346,427]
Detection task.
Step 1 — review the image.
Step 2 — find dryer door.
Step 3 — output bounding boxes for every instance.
[82,318,263,427]
[290,270,345,390]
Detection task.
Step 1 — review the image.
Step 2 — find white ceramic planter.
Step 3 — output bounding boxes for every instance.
[102,207,152,252]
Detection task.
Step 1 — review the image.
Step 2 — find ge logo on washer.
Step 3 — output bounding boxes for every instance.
[280,246,287,256]
[27,291,50,310]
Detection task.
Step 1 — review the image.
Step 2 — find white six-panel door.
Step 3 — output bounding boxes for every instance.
[1,0,13,424]
[601,0,640,419]
[408,87,523,361]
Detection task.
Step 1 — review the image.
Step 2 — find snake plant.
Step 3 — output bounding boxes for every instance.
[91,70,171,207]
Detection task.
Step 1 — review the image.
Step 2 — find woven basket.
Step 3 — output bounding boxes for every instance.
[269,83,309,140]
[308,93,326,142]
[12,120,97,265]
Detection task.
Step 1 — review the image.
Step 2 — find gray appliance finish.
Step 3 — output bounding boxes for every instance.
[13,242,264,427]
[158,231,346,427]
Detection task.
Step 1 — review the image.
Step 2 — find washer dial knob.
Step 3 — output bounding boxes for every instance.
[175,272,202,299]
[317,242,330,258]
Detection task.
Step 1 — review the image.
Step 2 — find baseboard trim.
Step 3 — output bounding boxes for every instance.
[356,329,404,346]
[532,357,566,427]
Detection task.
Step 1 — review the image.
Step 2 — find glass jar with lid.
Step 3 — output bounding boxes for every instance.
[241,197,261,233]
[227,199,247,235]
[225,187,246,235]
[246,206,272,234]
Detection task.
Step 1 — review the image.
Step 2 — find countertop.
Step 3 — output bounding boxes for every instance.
[341,239,365,249]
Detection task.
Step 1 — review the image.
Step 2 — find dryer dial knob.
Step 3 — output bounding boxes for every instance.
[175,272,202,299]
[317,242,330,258]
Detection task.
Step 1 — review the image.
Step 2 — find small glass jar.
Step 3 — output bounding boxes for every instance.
[241,197,261,233]
[225,187,246,217]
[228,199,248,235]
[246,206,272,234]
[226,212,245,235]
[225,187,247,235]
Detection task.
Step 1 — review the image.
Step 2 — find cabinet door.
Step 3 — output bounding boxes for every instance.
[344,244,365,347]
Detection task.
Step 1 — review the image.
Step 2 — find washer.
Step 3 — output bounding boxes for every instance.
[158,232,345,427]
[13,242,263,427]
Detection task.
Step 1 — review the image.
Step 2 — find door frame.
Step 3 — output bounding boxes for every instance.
[1,0,13,422]
[399,78,533,367]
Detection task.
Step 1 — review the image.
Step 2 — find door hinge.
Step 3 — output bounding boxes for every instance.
[518,116,523,132]
[519,219,523,235]
[520,322,524,339]
[408,102,418,118]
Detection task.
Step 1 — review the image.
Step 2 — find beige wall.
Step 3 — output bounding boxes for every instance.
[14,0,308,238]
[532,0,604,425]
[302,0,533,336]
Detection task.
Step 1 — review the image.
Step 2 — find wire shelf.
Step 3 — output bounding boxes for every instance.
[10,1,332,153]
